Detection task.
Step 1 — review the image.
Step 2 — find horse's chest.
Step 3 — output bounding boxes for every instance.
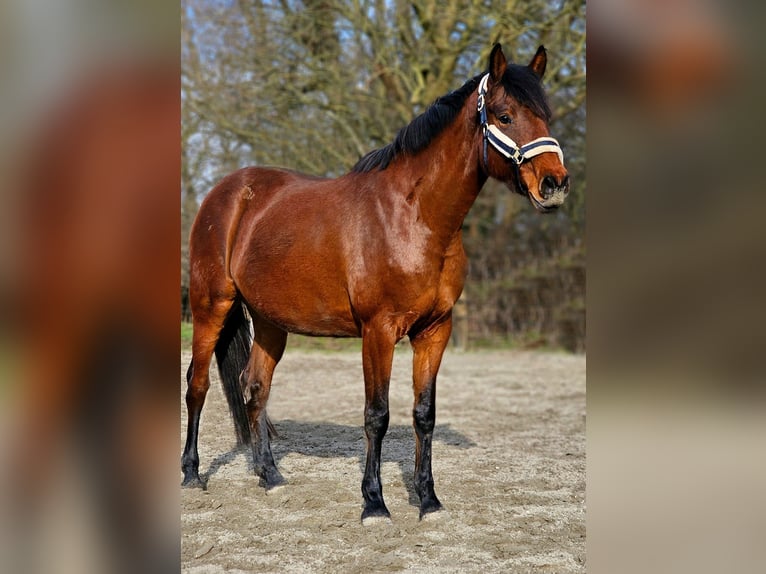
[371,250,463,318]
[383,220,432,275]
[387,248,427,278]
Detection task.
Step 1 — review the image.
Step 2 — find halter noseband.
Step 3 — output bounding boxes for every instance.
[476,74,564,179]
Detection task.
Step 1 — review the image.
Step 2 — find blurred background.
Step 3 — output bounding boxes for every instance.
[587,0,766,572]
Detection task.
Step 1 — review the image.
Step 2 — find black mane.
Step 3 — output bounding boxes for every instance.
[351,63,551,173]
[351,74,482,173]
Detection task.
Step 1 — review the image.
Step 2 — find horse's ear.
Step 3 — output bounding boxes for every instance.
[528,45,547,78]
[489,43,507,82]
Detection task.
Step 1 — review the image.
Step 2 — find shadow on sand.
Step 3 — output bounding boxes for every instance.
[203,419,476,507]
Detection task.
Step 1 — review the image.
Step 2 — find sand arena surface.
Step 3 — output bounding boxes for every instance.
[181,348,585,572]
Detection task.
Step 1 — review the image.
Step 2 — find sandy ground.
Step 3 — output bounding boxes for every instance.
[181,347,585,573]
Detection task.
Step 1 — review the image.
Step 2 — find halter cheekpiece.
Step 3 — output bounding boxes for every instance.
[476,73,564,172]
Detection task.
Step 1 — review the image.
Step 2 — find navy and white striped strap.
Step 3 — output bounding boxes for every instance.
[485,126,564,164]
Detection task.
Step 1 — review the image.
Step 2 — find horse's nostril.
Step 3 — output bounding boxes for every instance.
[541,174,569,199]
[561,174,570,194]
[541,175,557,199]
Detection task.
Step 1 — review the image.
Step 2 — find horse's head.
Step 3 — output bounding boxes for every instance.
[478,44,569,212]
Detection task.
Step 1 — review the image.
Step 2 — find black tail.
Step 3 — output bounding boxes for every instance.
[214,302,252,446]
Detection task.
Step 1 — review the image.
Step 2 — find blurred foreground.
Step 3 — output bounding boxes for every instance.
[0,1,179,573]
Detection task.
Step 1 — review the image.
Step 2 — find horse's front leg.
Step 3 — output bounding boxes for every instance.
[360,322,396,524]
[410,314,452,519]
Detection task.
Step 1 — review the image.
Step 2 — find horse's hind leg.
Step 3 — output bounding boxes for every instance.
[410,315,452,518]
[241,313,287,490]
[181,295,236,488]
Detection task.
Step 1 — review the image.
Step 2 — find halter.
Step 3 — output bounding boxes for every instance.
[476,74,564,185]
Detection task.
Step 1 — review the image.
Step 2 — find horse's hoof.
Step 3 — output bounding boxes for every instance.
[361,504,392,526]
[259,473,287,493]
[420,506,448,522]
[181,475,206,490]
[361,513,393,526]
[264,480,287,495]
[419,497,444,520]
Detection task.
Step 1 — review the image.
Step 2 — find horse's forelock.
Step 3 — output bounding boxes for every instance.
[501,64,552,123]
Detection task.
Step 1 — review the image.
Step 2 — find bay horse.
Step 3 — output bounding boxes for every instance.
[182,43,569,523]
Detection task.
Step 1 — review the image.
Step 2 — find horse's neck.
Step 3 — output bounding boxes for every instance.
[400,102,487,248]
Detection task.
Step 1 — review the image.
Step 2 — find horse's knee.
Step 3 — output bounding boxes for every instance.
[185,379,210,404]
[413,407,434,437]
[364,405,389,437]
[413,387,435,435]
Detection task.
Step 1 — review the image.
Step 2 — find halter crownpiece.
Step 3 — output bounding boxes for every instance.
[477,74,564,167]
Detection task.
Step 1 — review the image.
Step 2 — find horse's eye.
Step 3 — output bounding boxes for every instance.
[498,114,512,125]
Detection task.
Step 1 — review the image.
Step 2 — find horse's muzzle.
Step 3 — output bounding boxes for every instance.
[534,174,569,211]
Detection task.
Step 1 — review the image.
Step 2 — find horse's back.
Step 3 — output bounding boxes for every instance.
[197,166,318,214]
[191,166,318,252]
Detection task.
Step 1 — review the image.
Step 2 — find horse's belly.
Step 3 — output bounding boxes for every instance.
[239,277,359,337]
[265,299,359,337]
